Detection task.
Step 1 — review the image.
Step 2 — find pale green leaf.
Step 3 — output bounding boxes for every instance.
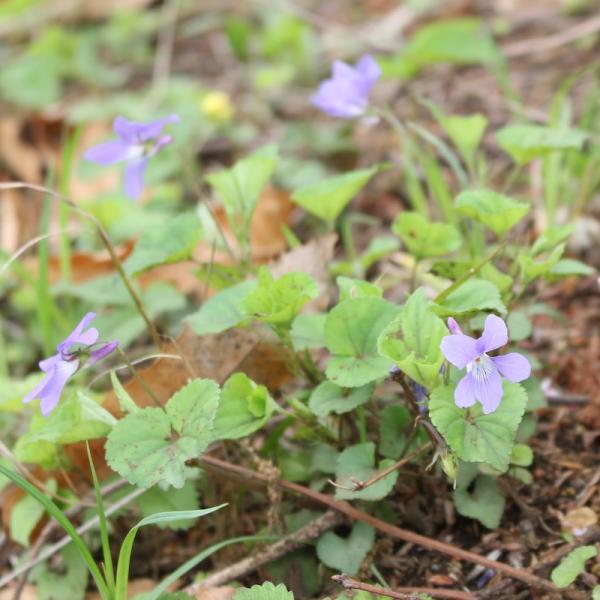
[335,442,398,501]
[325,297,399,387]
[424,101,487,165]
[453,474,505,529]
[211,373,275,440]
[382,18,500,79]
[520,244,564,283]
[316,521,375,576]
[377,288,447,388]
[548,259,594,278]
[496,124,587,165]
[455,189,529,236]
[429,382,527,472]
[337,276,382,301]
[433,279,506,317]
[308,381,374,417]
[187,280,257,335]
[242,268,319,328]
[551,546,597,588]
[111,371,139,415]
[393,212,462,258]
[11,479,57,546]
[291,314,326,351]
[232,582,294,600]
[206,145,278,229]
[106,379,220,488]
[291,166,380,224]
[510,444,533,467]
[507,311,532,342]
[124,213,203,275]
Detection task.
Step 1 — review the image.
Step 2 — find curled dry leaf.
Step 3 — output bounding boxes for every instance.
[561,506,598,537]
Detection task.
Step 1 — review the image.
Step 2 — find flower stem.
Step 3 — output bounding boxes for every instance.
[0,183,162,349]
[434,241,507,304]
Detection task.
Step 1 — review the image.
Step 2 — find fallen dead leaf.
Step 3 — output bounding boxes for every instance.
[561,506,598,537]
[195,185,295,266]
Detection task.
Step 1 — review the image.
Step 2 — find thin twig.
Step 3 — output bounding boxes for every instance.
[332,574,476,600]
[434,243,507,304]
[187,511,343,593]
[503,14,600,58]
[351,442,433,491]
[199,454,556,592]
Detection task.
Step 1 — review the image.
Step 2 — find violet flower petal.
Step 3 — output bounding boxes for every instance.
[24,359,80,416]
[492,353,531,382]
[83,140,134,166]
[124,157,149,199]
[476,314,508,354]
[311,82,365,119]
[88,341,118,366]
[113,116,138,143]
[454,373,477,408]
[473,364,503,415]
[38,360,80,416]
[355,54,381,89]
[39,354,61,372]
[447,317,463,335]
[136,114,180,142]
[58,312,99,354]
[440,334,479,369]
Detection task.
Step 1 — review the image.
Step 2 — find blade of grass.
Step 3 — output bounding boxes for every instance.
[0,463,110,599]
[146,535,277,600]
[86,443,115,593]
[114,506,227,600]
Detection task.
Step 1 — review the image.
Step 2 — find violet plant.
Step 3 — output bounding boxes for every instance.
[2,30,597,600]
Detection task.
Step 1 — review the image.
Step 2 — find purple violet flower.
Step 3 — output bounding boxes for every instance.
[311,54,381,119]
[440,314,531,415]
[23,313,118,416]
[84,114,180,199]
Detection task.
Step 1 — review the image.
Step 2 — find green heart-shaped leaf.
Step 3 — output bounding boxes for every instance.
[325,297,399,387]
[429,381,527,472]
[316,521,375,576]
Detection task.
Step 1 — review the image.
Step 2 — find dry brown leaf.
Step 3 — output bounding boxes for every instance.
[195,185,294,265]
[0,118,41,183]
[561,506,598,537]
[271,233,337,312]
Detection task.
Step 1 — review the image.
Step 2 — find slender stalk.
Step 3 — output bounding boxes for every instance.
[0,182,162,349]
[351,442,433,491]
[434,242,507,304]
[356,404,368,445]
[332,574,475,600]
[116,347,164,409]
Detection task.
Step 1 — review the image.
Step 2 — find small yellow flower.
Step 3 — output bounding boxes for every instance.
[200,91,234,124]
